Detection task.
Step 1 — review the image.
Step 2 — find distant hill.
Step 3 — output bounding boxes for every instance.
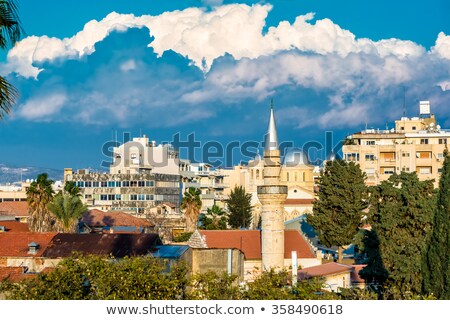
[0,163,64,184]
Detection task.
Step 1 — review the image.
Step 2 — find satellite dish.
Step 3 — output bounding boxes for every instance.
[390,128,395,132]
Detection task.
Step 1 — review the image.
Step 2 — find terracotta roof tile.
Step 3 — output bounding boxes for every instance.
[284,199,314,205]
[82,209,154,228]
[298,262,352,279]
[0,232,57,257]
[0,201,29,217]
[351,264,367,284]
[0,267,36,282]
[43,233,162,258]
[0,221,30,232]
[198,230,316,260]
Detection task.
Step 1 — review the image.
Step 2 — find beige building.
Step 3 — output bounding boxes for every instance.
[342,101,450,187]
[223,148,316,228]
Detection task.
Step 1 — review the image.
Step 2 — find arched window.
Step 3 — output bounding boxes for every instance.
[256,169,260,179]
[287,172,290,181]
[302,172,306,181]
[295,172,298,181]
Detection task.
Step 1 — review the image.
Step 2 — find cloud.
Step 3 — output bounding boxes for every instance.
[0,4,435,78]
[18,93,67,120]
[432,32,450,60]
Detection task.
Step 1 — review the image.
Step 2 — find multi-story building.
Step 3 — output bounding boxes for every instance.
[342,101,450,187]
[180,161,228,212]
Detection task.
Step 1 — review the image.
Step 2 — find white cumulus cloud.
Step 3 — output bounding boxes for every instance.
[18,93,68,120]
[0,4,437,78]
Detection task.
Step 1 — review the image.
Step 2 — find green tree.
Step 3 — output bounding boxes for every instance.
[307,159,368,262]
[199,204,228,230]
[226,186,253,229]
[188,271,241,300]
[63,181,81,197]
[361,172,435,299]
[423,151,450,299]
[47,194,87,233]
[1,255,189,300]
[0,0,23,119]
[181,187,202,232]
[27,173,57,232]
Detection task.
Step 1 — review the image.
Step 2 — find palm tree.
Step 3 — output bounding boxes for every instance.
[0,0,23,119]
[27,173,56,232]
[63,180,81,197]
[181,187,202,232]
[199,204,228,230]
[47,194,87,233]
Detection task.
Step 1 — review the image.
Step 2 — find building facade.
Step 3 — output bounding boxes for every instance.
[342,101,450,187]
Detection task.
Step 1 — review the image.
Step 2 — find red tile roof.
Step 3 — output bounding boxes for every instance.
[0,221,30,232]
[198,230,316,260]
[82,209,154,228]
[0,267,36,282]
[298,262,352,279]
[284,199,314,205]
[351,264,367,284]
[0,232,57,257]
[0,201,29,217]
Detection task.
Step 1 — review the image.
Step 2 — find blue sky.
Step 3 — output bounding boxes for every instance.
[1,0,450,170]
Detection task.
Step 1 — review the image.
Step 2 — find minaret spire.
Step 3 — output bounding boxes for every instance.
[265,99,279,151]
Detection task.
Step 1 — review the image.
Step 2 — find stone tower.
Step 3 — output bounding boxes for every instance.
[257,101,288,270]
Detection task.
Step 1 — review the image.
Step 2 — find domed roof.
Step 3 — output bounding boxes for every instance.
[254,153,262,161]
[283,148,309,166]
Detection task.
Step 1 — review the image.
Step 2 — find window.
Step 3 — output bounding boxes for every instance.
[145,181,155,187]
[130,181,138,187]
[130,194,137,201]
[402,167,410,172]
[108,194,115,200]
[417,152,431,159]
[123,181,130,187]
[85,181,92,188]
[77,181,84,188]
[138,194,145,201]
[400,126,405,130]
[101,181,107,188]
[381,167,395,174]
[439,138,447,145]
[438,168,443,173]
[344,153,359,161]
[412,126,417,130]
[256,169,260,179]
[302,172,306,181]
[93,182,99,188]
[115,181,121,187]
[365,168,375,175]
[365,141,375,145]
[100,195,107,201]
[365,154,375,161]
[116,194,121,200]
[420,139,429,145]
[402,152,410,157]
[381,152,395,161]
[146,194,154,201]
[138,181,145,187]
[286,172,290,181]
[437,153,444,159]
[418,167,432,174]
[107,181,115,187]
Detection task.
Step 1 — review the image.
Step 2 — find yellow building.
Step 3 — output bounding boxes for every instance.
[224,148,316,228]
[342,101,449,187]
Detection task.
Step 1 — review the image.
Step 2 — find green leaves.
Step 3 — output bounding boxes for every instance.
[226,186,253,229]
[307,159,368,261]
[47,194,87,233]
[199,204,228,230]
[181,187,202,232]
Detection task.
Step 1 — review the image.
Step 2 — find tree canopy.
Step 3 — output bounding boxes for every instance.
[181,187,202,232]
[199,204,228,230]
[27,173,57,232]
[226,186,253,229]
[307,159,368,262]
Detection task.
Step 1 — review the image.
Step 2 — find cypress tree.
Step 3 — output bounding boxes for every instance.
[424,151,450,299]
[226,186,253,229]
[307,159,368,262]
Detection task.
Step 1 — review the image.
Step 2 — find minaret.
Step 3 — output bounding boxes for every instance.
[257,100,288,270]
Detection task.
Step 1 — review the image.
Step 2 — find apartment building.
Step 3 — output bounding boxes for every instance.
[342,101,449,187]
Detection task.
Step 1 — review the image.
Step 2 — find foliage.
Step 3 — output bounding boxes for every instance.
[423,151,450,299]
[1,255,189,300]
[338,287,378,300]
[63,181,81,197]
[226,186,253,229]
[307,159,368,262]
[172,232,193,243]
[0,0,23,119]
[27,173,57,232]
[361,172,435,299]
[199,205,228,230]
[47,194,87,232]
[188,271,241,300]
[181,187,202,232]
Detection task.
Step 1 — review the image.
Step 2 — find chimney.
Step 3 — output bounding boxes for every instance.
[28,242,40,255]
